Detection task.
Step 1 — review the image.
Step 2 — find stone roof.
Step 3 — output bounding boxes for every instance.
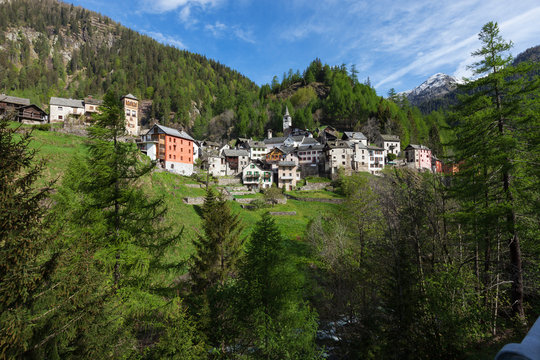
[290,135,305,142]
[278,161,296,167]
[279,145,296,154]
[146,124,194,141]
[50,97,84,108]
[343,131,367,141]
[380,134,400,142]
[247,140,266,148]
[405,144,430,151]
[325,140,353,149]
[223,149,249,157]
[84,97,103,105]
[122,93,138,100]
[301,137,319,145]
[298,144,324,151]
[264,136,286,144]
[0,94,30,106]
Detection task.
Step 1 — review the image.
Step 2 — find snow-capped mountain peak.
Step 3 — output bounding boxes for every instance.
[398,73,461,106]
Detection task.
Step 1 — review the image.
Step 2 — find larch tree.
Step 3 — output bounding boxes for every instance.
[452,21,540,324]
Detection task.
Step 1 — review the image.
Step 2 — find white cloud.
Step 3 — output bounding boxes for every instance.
[205,21,227,37]
[141,0,220,13]
[142,30,187,49]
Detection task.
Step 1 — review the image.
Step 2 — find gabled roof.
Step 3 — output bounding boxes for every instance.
[405,144,430,151]
[50,97,84,108]
[278,161,296,167]
[380,134,400,142]
[202,140,220,147]
[264,136,286,144]
[19,104,47,114]
[343,131,367,141]
[0,94,30,106]
[279,145,296,155]
[301,137,319,145]
[325,140,353,149]
[146,124,194,141]
[242,162,264,172]
[298,144,324,152]
[223,149,249,157]
[122,93,138,100]
[84,97,103,105]
[247,140,266,148]
[289,135,305,142]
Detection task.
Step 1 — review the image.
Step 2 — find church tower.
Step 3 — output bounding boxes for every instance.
[283,106,292,135]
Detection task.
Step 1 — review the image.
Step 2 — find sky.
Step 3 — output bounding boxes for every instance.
[69,0,540,96]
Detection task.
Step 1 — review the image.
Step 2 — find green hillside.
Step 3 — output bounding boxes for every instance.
[1,0,448,153]
[23,125,339,250]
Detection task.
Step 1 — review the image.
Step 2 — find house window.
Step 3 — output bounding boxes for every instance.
[174,138,176,143]
[58,115,63,120]
[171,164,174,169]
[173,155,176,159]
[169,145,171,150]
[169,154,171,159]
[173,145,176,150]
[132,110,136,116]
[126,111,130,116]
[181,156,183,161]
[189,157,191,162]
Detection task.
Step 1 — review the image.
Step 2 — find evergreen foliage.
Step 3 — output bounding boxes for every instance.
[237,212,319,359]
[450,21,540,324]
[0,116,56,358]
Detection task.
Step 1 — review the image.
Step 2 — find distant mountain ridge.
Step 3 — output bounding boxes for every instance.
[401,45,540,113]
[398,73,461,107]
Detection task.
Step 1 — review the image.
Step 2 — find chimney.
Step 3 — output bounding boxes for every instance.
[267,129,273,139]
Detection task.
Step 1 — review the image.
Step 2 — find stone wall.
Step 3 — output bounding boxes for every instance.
[269,211,296,216]
[217,178,241,185]
[183,197,205,205]
[286,195,344,204]
[300,182,328,191]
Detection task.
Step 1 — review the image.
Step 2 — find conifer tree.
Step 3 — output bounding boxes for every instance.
[452,21,540,323]
[237,212,319,359]
[47,91,203,357]
[0,116,56,358]
[190,188,245,293]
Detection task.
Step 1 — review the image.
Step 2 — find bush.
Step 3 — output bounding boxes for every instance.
[387,153,397,161]
[33,123,50,131]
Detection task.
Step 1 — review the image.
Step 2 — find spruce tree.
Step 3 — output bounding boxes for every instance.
[237,212,319,359]
[0,117,56,358]
[190,188,245,293]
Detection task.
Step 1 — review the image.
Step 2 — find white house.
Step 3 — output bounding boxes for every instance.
[245,140,268,160]
[49,97,84,123]
[367,146,385,175]
[277,161,300,191]
[242,162,273,190]
[352,143,369,172]
[377,134,401,158]
[342,131,368,146]
[208,154,226,177]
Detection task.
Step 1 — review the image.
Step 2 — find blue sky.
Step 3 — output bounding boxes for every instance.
[70,0,540,96]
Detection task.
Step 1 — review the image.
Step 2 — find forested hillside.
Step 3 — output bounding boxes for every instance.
[0,0,448,151]
[0,0,258,136]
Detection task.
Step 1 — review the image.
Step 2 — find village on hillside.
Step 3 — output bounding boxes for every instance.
[1,92,458,190]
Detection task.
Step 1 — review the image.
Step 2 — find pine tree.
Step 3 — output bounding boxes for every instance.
[237,212,319,359]
[0,116,57,358]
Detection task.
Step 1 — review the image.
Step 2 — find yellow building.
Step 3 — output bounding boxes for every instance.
[122,93,139,136]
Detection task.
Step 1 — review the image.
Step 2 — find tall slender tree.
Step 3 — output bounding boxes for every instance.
[452,21,540,323]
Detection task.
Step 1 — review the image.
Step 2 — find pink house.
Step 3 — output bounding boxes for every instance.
[404,144,432,171]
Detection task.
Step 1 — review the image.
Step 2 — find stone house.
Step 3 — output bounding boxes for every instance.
[49,97,84,123]
[342,131,368,145]
[245,140,268,160]
[324,140,354,177]
[122,94,139,136]
[404,144,432,171]
[277,161,300,191]
[376,134,401,158]
[223,149,249,176]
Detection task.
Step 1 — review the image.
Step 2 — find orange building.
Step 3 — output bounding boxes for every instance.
[142,124,195,175]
